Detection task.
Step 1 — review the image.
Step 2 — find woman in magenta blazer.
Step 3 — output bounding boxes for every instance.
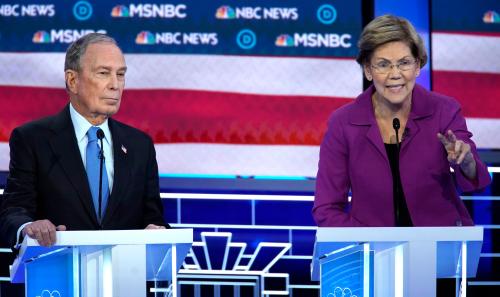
[312,15,491,227]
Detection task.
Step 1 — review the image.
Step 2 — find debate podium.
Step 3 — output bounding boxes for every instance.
[10,229,193,297]
[311,227,483,297]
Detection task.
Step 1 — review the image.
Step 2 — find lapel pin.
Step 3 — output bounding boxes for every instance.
[121,144,127,154]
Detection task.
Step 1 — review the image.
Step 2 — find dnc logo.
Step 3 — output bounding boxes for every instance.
[73,1,92,21]
[317,4,337,25]
[236,29,256,50]
[215,5,235,19]
[135,31,155,44]
[111,5,129,17]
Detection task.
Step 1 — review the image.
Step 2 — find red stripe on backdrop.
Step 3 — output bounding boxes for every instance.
[433,71,500,118]
[0,86,353,145]
[0,86,68,141]
[432,30,500,38]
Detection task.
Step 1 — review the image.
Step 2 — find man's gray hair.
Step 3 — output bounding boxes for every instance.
[64,33,118,72]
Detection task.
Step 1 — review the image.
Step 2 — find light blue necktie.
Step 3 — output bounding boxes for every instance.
[86,126,109,221]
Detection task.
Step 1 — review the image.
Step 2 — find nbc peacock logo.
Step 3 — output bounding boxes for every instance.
[111,5,130,17]
[275,34,294,47]
[483,10,500,23]
[32,31,51,43]
[215,5,235,19]
[135,31,155,45]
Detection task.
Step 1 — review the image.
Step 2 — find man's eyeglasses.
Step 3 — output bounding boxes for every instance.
[370,59,418,74]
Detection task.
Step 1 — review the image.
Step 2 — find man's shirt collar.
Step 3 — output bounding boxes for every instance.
[69,102,111,145]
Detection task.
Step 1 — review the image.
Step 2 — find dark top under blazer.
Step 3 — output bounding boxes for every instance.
[0,105,167,246]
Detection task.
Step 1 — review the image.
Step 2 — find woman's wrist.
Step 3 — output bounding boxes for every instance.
[460,156,477,180]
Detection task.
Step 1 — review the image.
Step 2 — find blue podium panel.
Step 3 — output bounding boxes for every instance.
[320,245,373,297]
[12,229,193,297]
[312,227,484,297]
[26,248,78,297]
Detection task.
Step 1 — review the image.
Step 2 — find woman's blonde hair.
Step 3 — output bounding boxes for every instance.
[356,14,427,68]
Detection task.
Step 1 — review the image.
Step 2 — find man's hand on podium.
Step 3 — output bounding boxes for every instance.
[20,222,164,247]
[145,224,166,230]
[22,219,67,247]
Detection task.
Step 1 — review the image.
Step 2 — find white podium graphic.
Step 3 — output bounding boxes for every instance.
[311,227,483,297]
[10,229,193,297]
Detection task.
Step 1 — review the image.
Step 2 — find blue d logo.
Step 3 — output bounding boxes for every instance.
[73,1,93,21]
[236,29,257,50]
[317,4,337,25]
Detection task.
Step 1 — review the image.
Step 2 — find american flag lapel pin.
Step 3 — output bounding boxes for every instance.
[121,144,127,154]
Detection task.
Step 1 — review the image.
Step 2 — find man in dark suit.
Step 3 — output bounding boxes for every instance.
[0,33,167,248]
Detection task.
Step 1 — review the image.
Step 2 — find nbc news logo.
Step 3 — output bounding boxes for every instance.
[215,5,298,20]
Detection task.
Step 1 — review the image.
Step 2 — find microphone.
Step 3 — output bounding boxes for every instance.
[392,118,400,150]
[96,128,105,141]
[96,128,105,222]
[392,118,402,225]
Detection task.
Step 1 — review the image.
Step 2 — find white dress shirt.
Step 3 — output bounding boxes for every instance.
[69,103,114,191]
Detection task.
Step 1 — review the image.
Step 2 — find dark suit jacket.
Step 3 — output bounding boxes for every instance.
[0,105,167,247]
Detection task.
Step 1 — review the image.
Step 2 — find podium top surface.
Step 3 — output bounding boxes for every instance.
[311,227,484,281]
[11,229,193,283]
[21,228,193,248]
[315,226,483,242]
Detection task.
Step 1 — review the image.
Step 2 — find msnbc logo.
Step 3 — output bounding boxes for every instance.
[111,5,129,17]
[109,4,186,18]
[32,31,50,43]
[135,31,155,45]
[32,29,106,44]
[483,10,500,24]
[273,33,351,48]
[215,5,235,19]
[275,34,294,47]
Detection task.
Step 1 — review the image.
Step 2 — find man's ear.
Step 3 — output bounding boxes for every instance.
[65,70,78,94]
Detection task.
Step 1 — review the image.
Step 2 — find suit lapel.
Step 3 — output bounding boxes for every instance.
[349,85,388,161]
[401,118,420,154]
[366,123,388,161]
[401,85,434,154]
[102,119,131,225]
[48,106,99,225]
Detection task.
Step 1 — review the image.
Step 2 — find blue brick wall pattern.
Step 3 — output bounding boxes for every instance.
[0,171,498,296]
[161,172,500,296]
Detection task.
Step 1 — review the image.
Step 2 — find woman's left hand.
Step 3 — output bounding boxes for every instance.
[437,130,476,179]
